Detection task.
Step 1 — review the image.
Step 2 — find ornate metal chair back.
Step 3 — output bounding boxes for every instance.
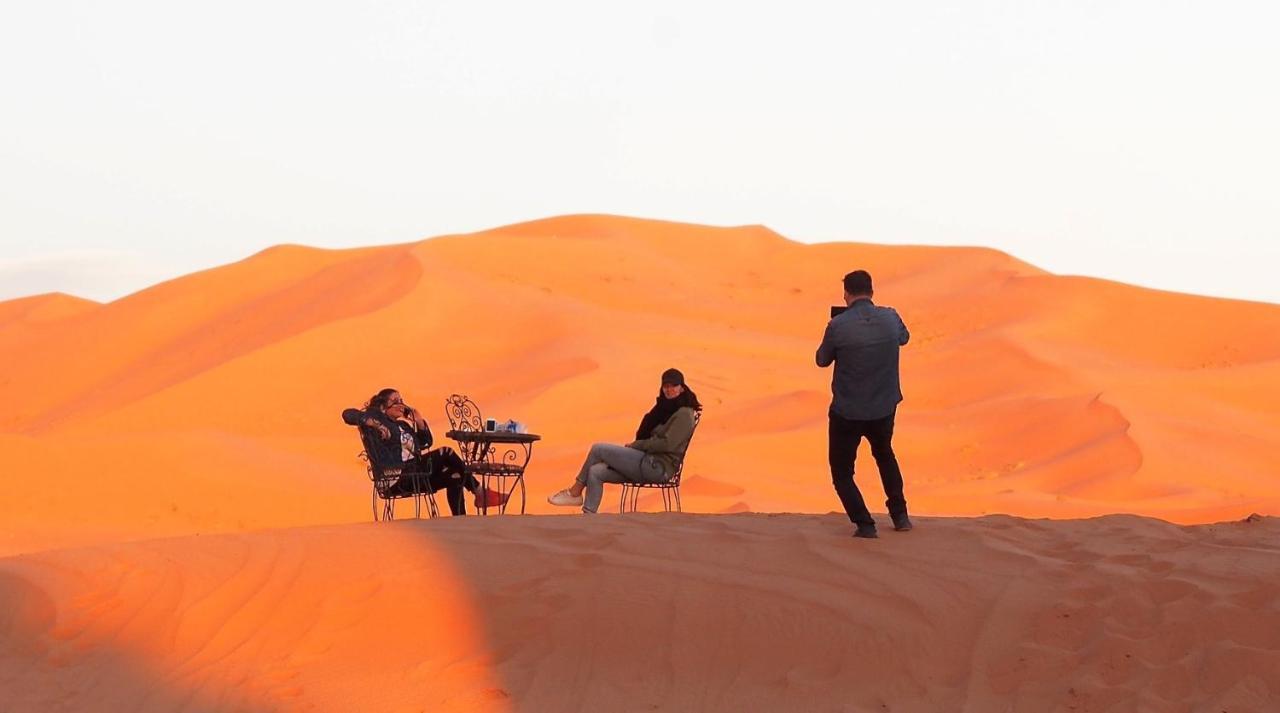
[444,394,483,433]
[357,427,403,496]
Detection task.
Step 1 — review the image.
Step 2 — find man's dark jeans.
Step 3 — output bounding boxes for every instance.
[828,408,907,527]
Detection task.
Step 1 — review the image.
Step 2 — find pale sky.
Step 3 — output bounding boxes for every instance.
[1,1,1277,304]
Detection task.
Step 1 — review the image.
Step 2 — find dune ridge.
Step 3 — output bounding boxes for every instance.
[1,214,1279,556]
[2,513,1277,712]
[0,292,99,325]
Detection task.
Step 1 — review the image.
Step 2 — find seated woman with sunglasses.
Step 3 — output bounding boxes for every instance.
[343,388,507,515]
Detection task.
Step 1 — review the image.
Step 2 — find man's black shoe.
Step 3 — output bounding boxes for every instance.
[892,514,913,532]
[853,525,879,539]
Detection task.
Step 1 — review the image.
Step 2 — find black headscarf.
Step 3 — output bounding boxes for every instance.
[635,385,702,439]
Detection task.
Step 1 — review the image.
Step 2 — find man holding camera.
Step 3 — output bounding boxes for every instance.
[816,270,912,539]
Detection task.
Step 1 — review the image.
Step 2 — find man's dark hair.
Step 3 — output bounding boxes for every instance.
[843,270,873,296]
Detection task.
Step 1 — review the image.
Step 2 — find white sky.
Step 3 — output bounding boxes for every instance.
[1,1,1277,304]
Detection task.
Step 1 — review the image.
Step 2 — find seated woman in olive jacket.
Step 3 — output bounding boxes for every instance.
[343,388,506,515]
[548,368,700,513]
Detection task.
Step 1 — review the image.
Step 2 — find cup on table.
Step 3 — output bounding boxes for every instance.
[484,418,497,431]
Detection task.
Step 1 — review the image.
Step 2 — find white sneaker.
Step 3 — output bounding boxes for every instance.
[547,489,584,507]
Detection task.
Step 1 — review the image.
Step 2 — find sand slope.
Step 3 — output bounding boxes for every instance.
[2,513,1277,712]
[2,215,1279,555]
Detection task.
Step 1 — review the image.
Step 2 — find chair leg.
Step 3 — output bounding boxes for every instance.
[512,475,527,515]
[674,486,682,513]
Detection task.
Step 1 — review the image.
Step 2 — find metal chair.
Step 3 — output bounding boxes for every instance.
[620,410,701,513]
[444,393,484,434]
[356,427,440,521]
[443,394,528,514]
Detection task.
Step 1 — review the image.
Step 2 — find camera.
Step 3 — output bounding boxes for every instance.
[830,305,847,318]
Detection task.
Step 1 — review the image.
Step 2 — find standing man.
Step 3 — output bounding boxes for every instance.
[816,270,912,539]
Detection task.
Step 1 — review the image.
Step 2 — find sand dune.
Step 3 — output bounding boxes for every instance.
[0,292,98,325]
[1,215,1279,555]
[2,513,1277,712]
[3,215,1278,711]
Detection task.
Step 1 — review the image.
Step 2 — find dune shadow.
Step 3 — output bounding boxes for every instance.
[0,570,273,713]
[0,524,513,712]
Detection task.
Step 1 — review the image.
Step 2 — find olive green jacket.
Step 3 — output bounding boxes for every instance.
[626,406,698,480]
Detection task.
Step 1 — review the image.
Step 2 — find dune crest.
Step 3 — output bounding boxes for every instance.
[0,292,99,326]
[2,513,1277,712]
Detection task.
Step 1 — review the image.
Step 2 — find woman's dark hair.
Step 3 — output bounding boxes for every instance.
[366,387,399,411]
[635,380,702,440]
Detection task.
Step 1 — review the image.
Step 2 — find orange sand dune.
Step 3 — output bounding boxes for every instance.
[2,513,1278,712]
[0,291,99,325]
[2,215,1279,555]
